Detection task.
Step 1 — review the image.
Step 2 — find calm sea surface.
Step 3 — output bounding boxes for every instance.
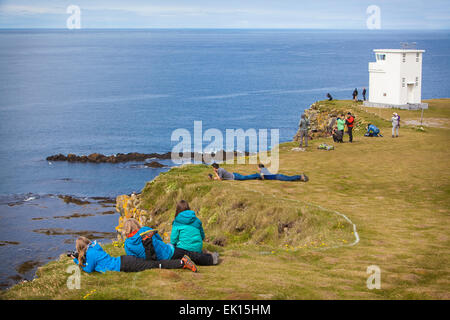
[0,29,449,287]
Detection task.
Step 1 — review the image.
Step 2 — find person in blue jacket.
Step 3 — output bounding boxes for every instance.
[124,217,218,266]
[170,200,219,265]
[365,123,382,137]
[70,236,198,273]
[124,219,174,261]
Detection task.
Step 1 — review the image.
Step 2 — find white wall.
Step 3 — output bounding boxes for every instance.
[368,50,423,105]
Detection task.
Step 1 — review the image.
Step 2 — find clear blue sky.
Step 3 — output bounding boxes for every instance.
[0,0,449,29]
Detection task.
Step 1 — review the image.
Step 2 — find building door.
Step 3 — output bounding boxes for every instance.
[407,83,414,104]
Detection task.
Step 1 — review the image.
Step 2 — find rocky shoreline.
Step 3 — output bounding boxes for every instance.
[46,150,252,164]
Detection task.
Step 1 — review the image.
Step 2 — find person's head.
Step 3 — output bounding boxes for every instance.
[75,236,91,267]
[258,163,265,168]
[367,123,371,128]
[175,200,190,217]
[123,218,141,237]
[301,114,306,119]
[347,112,351,116]
[211,163,219,171]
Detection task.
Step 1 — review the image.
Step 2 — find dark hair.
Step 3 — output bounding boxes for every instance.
[258,163,265,168]
[347,112,351,115]
[211,163,219,169]
[175,200,190,217]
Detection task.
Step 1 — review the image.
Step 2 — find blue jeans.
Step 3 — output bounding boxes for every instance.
[232,173,262,180]
[263,174,302,181]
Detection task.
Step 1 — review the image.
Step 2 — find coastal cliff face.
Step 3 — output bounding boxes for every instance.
[115,194,152,240]
[293,101,366,142]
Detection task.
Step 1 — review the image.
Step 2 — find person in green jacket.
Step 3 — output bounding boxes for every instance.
[336,115,345,143]
[171,200,215,262]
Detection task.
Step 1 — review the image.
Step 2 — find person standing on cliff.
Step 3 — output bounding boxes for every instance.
[392,112,400,138]
[336,115,345,143]
[298,113,310,148]
[362,88,367,101]
[352,88,358,101]
[345,112,355,143]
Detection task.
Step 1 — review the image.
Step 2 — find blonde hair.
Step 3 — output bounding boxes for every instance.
[75,236,91,267]
[123,218,142,237]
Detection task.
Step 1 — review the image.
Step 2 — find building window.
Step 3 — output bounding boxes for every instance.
[376,53,386,61]
[402,53,406,63]
[402,78,405,88]
[415,77,419,86]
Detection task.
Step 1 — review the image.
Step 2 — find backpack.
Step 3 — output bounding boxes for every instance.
[140,229,158,260]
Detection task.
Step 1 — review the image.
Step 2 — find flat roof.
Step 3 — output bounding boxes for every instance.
[373,49,425,53]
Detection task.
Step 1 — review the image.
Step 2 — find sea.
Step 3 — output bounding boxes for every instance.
[0,29,449,288]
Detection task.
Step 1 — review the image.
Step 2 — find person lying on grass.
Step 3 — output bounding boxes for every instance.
[258,163,309,182]
[69,236,198,273]
[209,162,262,181]
[124,215,219,266]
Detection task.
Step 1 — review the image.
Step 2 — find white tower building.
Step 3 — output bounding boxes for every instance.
[363,49,428,110]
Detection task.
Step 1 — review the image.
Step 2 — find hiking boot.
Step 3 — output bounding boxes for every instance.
[181,255,198,272]
[302,174,309,182]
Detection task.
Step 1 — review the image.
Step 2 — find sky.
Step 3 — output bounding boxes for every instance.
[0,0,449,29]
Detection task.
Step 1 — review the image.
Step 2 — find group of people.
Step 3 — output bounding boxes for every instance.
[332,112,355,143]
[70,200,219,274]
[210,163,309,182]
[352,88,367,101]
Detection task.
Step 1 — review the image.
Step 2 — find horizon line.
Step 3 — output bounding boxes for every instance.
[1,27,449,31]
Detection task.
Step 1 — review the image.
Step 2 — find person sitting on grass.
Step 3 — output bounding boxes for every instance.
[209,163,261,181]
[124,216,218,266]
[258,163,309,182]
[170,200,219,265]
[70,236,198,273]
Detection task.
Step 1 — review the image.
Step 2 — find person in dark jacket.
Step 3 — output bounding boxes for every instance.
[352,88,358,101]
[124,217,218,266]
[326,93,333,101]
[70,236,198,273]
[362,88,366,101]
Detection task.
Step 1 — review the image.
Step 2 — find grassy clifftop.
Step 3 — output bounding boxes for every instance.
[2,99,449,300]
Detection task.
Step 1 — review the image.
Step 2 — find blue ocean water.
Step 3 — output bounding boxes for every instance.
[0,29,449,287]
[1,29,449,197]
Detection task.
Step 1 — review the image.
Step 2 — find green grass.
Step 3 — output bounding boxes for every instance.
[2,99,449,300]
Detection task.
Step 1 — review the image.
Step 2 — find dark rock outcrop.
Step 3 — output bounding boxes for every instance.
[46,150,251,164]
[144,161,167,168]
